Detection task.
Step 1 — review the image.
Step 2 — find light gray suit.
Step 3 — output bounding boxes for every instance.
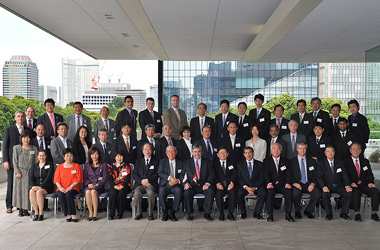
[66,113,92,142]
[50,136,73,165]
[163,107,187,140]
[281,132,306,159]
[93,118,115,144]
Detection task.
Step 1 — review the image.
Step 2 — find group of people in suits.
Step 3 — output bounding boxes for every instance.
[2,93,378,223]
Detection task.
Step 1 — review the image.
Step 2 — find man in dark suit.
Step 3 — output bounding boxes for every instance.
[290,99,313,137]
[115,95,138,138]
[318,146,352,220]
[93,106,115,144]
[190,103,215,143]
[289,142,321,219]
[345,143,379,222]
[50,123,73,165]
[248,94,271,140]
[66,101,92,142]
[237,146,266,220]
[2,111,30,213]
[139,97,163,140]
[269,104,289,138]
[93,129,112,165]
[133,143,159,220]
[158,146,183,221]
[310,97,331,136]
[332,118,357,160]
[330,103,341,137]
[348,99,370,154]
[237,102,252,141]
[264,143,294,222]
[194,126,218,162]
[24,106,37,138]
[307,123,331,161]
[181,145,215,221]
[214,99,238,139]
[282,120,307,159]
[221,122,244,164]
[137,124,159,159]
[111,121,137,166]
[31,124,53,163]
[214,147,237,221]
[37,98,64,140]
[267,124,287,158]
[155,124,177,161]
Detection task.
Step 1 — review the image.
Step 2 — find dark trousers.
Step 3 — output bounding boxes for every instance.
[353,184,380,212]
[6,168,14,209]
[237,187,266,215]
[216,187,236,215]
[159,184,182,212]
[57,190,79,216]
[292,183,321,213]
[322,185,352,215]
[108,186,131,217]
[184,185,214,216]
[267,184,292,215]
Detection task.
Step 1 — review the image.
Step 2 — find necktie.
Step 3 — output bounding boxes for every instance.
[146,159,149,167]
[150,110,154,119]
[239,116,243,126]
[222,115,226,127]
[103,144,107,153]
[334,118,337,128]
[277,119,280,129]
[271,138,275,145]
[291,135,296,154]
[222,161,226,175]
[231,136,235,149]
[330,161,334,175]
[355,159,360,179]
[301,158,307,184]
[275,158,279,174]
[175,109,180,120]
[342,132,345,138]
[256,110,260,119]
[126,138,130,153]
[63,139,67,148]
[39,139,44,150]
[18,126,22,134]
[168,137,173,146]
[195,160,200,180]
[300,114,303,123]
[77,116,80,131]
[316,138,319,144]
[130,110,134,121]
[49,114,56,136]
[313,111,317,120]
[170,161,174,178]
[104,119,108,131]
[28,119,32,129]
[200,117,204,130]
[207,140,213,161]
[248,161,253,179]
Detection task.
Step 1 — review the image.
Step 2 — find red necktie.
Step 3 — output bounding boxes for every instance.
[28,120,32,129]
[277,119,280,129]
[195,160,200,180]
[355,159,361,184]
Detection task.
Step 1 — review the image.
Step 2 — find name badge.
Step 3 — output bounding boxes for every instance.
[235,143,241,147]
[108,151,111,154]
[157,119,161,123]
[228,165,234,170]
[347,141,352,146]
[149,165,154,170]
[45,165,50,169]
[317,118,322,122]
[98,177,103,180]
[243,123,248,127]
[33,128,36,132]
[259,118,265,122]
[281,126,287,130]
[352,123,358,127]
[309,166,314,171]
[336,168,342,173]
[303,120,309,124]
[178,169,182,173]
[226,121,230,125]
[363,166,368,171]
[30,151,35,154]
[83,124,87,127]
[132,146,136,149]
[320,144,326,148]
[214,148,217,152]
[122,172,128,176]
[280,166,286,171]
[47,145,50,149]
[111,128,114,131]
[71,170,76,174]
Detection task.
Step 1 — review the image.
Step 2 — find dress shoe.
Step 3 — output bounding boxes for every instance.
[92,217,98,221]
[371,213,380,221]
[170,213,178,221]
[340,213,351,220]
[18,211,24,217]
[33,215,38,221]
[325,214,333,221]
[134,214,143,220]
[227,213,236,221]
[267,215,274,222]
[6,208,12,213]
[87,217,93,221]
[285,214,295,222]
[295,212,302,219]
[117,214,123,219]
[253,213,263,220]
[23,210,30,216]
[274,205,281,210]
[187,215,194,221]
[148,214,154,220]
[72,218,78,223]
[355,214,362,222]
[162,210,169,221]
[66,218,72,222]
[38,215,44,221]
[108,216,114,220]
[43,207,51,212]
[219,214,225,221]
[198,207,205,212]
[204,214,213,221]
[240,213,247,219]
[304,210,315,219]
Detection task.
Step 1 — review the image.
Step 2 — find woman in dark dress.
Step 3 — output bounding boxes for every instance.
[72,125,92,165]
[176,126,192,162]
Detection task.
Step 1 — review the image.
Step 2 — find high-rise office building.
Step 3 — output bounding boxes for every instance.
[39,85,58,104]
[62,58,99,106]
[114,89,147,112]
[3,55,38,100]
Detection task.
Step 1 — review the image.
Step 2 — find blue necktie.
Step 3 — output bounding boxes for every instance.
[301,158,307,184]
[39,139,44,150]
[331,161,337,188]
[222,115,226,127]
[248,161,253,179]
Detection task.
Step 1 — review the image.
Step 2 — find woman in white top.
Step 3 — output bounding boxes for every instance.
[245,125,267,162]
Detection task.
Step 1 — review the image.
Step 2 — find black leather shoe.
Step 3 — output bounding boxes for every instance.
[227,213,235,221]
[198,207,205,212]
[170,212,178,221]
[371,213,379,221]
[205,214,213,221]
[92,217,98,221]
[38,215,44,221]
[325,214,333,221]
[43,207,51,212]
[285,214,295,222]
[117,214,123,220]
[295,212,302,219]
[18,211,24,217]
[187,215,194,221]
[162,213,169,221]
[23,210,30,216]
[108,216,114,220]
[253,213,263,220]
[87,217,93,221]
[66,218,72,222]
[72,218,78,223]
[267,215,274,222]
[304,210,315,219]
[33,215,38,221]
[355,214,362,222]
[241,213,247,219]
[340,213,351,220]
[274,205,281,210]
[219,214,225,221]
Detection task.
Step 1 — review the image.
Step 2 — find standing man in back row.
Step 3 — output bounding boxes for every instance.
[115,95,138,139]
[66,102,92,142]
[163,95,187,140]
[94,106,115,144]
[139,97,163,140]
[249,94,271,140]
[310,97,331,136]
[215,100,238,139]
[347,99,369,155]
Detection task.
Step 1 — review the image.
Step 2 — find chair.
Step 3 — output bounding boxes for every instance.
[301,193,322,218]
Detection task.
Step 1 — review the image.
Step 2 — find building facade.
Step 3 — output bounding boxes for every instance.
[114,89,147,112]
[39,85,58,104]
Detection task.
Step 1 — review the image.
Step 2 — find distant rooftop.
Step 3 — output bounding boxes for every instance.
[9,55,32,62]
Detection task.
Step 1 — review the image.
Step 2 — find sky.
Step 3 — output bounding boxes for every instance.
[0,7,158,96]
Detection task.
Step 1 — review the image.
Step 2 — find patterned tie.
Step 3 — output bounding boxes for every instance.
[195,160,200,180]
[355,159,361,184]
[126,137,130,153]
[150,110,154,119]
[316,138,319,144]
[256,110,260,119]
[313,111,317,120]
[77,116,80,131]
[248,161,253,179]
[49,114,55,136]
[170,161,174,178]
[130,110,134,123]
[301,158,307,184]
[200,117,204,130]
[168,137,173,146]
[104,119,108,131]
[146,159,149,167]
[300,114,303,123]
[28,119,32,130]
[277,119,280,129]
[39,139,44,150]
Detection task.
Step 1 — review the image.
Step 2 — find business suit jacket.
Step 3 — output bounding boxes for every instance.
[93,118,115,144]
[266,137,287,158]
[24,118,37,138]
[332,130,357,160]
[195,138,218,162]
[264,156,292,186]
[163,107,188,140]
[317,157,350,188]
[181,157,215,187]
[93,141,112,165]
[72,140,92,165]
[115,108,138,138]
[2,125,31,167]
[158,158,184,187]
[221,135,245,164]
[306,134,331,160]
[139,109,163,138]
[237,115,252,142]
[133,157,159,191]
[136,136,158,159]
[111,135,138,165]
[31,136,53,163]
[289,156,318,185]
[176,139,192,162]
[248,108,271,140]
[348,112,370,150]
[214,112,238,139]
[190,116,215,143]
[155,136,178,161]
[37,113,64,138]
[237,159,264,189]
[345,157,375,185]
[214,159,237,187]
[281,133,307,159]
[66,113,92,142]
[290,112,313,137]
[50,136,73,165]
[310,109,331,136]
[269,117,289,138]
[330,117,340,137]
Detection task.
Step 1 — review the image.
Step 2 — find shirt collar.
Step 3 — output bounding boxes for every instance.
[102,117,108,122]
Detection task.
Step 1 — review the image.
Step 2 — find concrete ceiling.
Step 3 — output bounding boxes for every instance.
[1,0,380,62]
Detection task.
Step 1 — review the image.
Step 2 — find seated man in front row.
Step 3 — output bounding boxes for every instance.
[158,146,183,221]
[182,145,215,221]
